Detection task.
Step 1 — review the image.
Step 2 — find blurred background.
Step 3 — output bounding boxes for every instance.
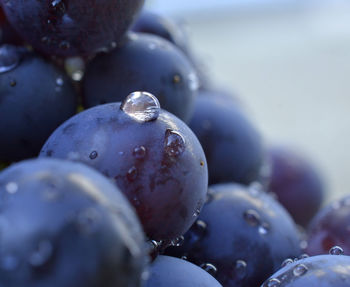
[147,0,350,203]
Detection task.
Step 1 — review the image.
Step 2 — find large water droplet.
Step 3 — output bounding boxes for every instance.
[120,91,160,122]
[265,278,281,287]
[133,146,146,159]
[0,45,19,74]
[329,246,344,255]
[164,129,186,157]
[243,209,261,227]
[200,263,217,277]
[293,264,308,277]
[5,182,18,194]
[235,260,247,279]
[29,240,53,267]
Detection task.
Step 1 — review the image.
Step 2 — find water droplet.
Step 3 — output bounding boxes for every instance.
[193,201,202,217]
[329,246,344,255]
[9,79,16,87]
[243,209,261,227]
[127,166,138,182]
[265,278,281,287]
[190,220,207,241]
[258,222,270,235]
[89,151,98,160]
[56,77,63,86]
[0,255,19,271]
[235,260,247,279]
[200,263,217,277]
[200,160,205,166]
[181,255,188,260]
[173,74,181,84]
[299,254,309,259]
[120,91,160,122]
[5,182,18,194]
[29,240,53,267]
[172,236,184,247]
[188,72,199,91]
[76,208,100,234]
[132,196,141,207]
[133,146,146,159]
[293,264,308,277]
[164,129,186,157]
[0,45,19,74]
[281,258,293,267]
[49,0,66,17]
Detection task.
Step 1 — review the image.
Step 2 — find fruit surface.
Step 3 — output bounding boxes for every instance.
[144,255,222,287]
[1,0,144,56]
[307,196,350,256]
[83,33,198,122]
[0,158,147,287]
[40,92,208,241]
[0,45,77,162]
[189,91,264,185]
[261,255,350,287]
[166,183,302,287]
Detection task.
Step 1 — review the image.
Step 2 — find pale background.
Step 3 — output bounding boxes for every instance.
[148,0,350,203]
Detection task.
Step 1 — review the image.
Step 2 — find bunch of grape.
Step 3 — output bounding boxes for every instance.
[0,1,349,287]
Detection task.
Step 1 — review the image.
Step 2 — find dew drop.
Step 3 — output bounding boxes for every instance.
[235,260,247,279]
[127,166,138,182]
[164,129,186,157]
[29,240,53,267]
[120,91,160,122]
[89,151,98,160]
[293,264,308,277]
[258,222,270,235]
[49,0,66,17]
[0,45,19,74]
[200,263,217,277]
[193,201,202,217]
[281,258,293,267]
[0,255,19,271]
[265,278,281,287]
[243,209,261,227]
[133,146,146,159]
[329,246,344,255]
[172,236,184,247]
[5,182,18,194]
[299,254,309,259]
[190,220,207,240]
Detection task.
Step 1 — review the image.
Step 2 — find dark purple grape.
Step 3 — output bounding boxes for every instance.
[307,196,350,256]
[189,90,264,185]
[261,255,350,287]
[40,92,208,241]
[0,7,23,45]
[0,158,148,287]
[82,33,198,122]
[268,146,325,227]
[0,0,144,57]
[144,255,222,287]
[0,45,77,162]
[166,183,301,287]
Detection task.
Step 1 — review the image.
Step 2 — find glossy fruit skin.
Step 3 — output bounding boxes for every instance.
[0,45,77,162]
[307,196,350,256]
[166,183,301,287]
[189,91,264,185]
[82,33,198,122]
[40,102,208,241]
[0,158,148,287]
[0,7,23,45]
[261,255,350,287]
[268,146,325,227]
[0,0,144,57]
[144,255,222,287]
[130,10,189,54]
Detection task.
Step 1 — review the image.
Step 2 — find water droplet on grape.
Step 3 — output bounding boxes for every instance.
[259,222,270,235]
[329,246,344,255]
[49,0,66,17]
[235,260,247,279]
[281,258,293,267]
[171,236,184,247]
[133,146,146,159]
[0,45,20,74]
[89,151,98,160]
[164,129,186,157]
[243,209,261,226]
[265,278,281,287]
[127,166,138,182]
[29,240,53,267]
[120,91,160,122]
[188,72,199,91]
[200,263,217,277]
[5,182,18,194]
[293,264,308,277]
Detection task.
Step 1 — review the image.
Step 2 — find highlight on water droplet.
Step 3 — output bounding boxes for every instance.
[258,222,270,235]
[133,146,147,159]
[120,91,160,122]
[188,72,199,91]
[243,209,261,227]
[265,278,281,287]
[127,166,138,182]
[56,77,64,86]
[5,182,18,194]
[164,129,186,157]
[89,151,98,160]
[0,45,19,74]
[235,260,247,279]
[200,263,217,277]
[329,246,344,255]
[281,258,293,268]
[293,264,308,277]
